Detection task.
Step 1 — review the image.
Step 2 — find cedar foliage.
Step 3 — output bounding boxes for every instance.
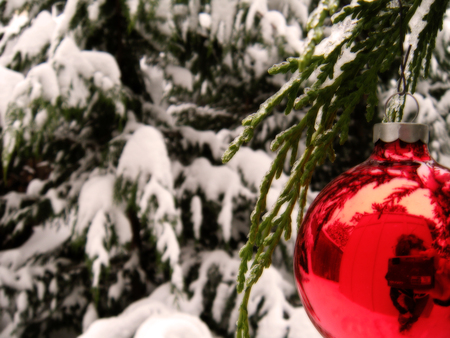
[221,0,450,336]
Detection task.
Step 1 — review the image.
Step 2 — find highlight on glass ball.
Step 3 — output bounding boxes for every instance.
[294,123,450,338]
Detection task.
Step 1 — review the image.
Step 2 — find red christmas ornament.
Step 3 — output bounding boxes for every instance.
[294,123,450,337]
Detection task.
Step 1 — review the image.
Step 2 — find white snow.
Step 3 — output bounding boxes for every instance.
[45,188,66,214]
[49,0,81,56]
[414,94,450,166]
[48,38,120,106]
[126,0,139,17]
[108,272,125,302]
[234,8,245,32]
[153,0,175,36]
[110,209,133,245]
[156,222,180,268]
[166,103,197,117]
[405,0,434,80]
[62,286,87,310]
[226,146,291,212]
[0,322,15,338]
[113,129,184,286]
[75,174,115,234]
[285,24,305,55]
[134,313,213,338]
[123,285,177,313]
[258,9,304,54]
[16,291,28,313]
[179,126,226,160]
[0,11,28,52]
[116,126,182,287]
[179,249,315,337]
[0,67,24,126]
[1,191,23,224]
[52,37,92,107]
[165,65,193,92]
[49,277,58,294]
[88,0,106,21]
[287,0,309,26]
[0,266,33,291]
[199,13,212,30]
[212,282,235,322]
[81,51,121,86]
[262,11,286,43]
[139,178,178,225]
[36,281,45,300]
[190,195,202,239]
[2,127,17,171]
[319,47,357,88]
[79,300,173,338]
[180,158,254,241]
[184,250,240,316]
[171,264,184,292]
[150,217,183,289]
[117,125,173,191]
[226,146,286,190]
[287,307,322,338]
[4,0,27,16]
[82,303,98,332]
[50,298,57,310]
[74,173,133,280]
[245,44,272,78]
[140,59,166,106]
[211,0,237,44]
[85,210,109,287]
[12,11,56,60]
[34,109,48,128]
[245,0,268,32]
[435,9,450,62]
[0,288,10,306]
[437,89,450,115]
[0,220,71,270]
[314,16,357,57]
[247,265,296,338]
[223,52,233,69]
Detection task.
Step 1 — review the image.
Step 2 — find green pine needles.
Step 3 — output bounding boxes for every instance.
[222,0,449,336]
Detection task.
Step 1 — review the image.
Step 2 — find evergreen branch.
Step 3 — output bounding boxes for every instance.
[297,186,310,229]
[222,74,303,164]
[225,1,447,337]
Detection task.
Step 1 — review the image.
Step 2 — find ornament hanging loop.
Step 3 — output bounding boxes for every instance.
[384,92,420,122]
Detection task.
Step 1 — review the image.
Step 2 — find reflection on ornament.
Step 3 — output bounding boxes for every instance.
[294,123,450,338]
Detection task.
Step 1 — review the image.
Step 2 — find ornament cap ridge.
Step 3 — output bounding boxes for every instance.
[373,122,428,144]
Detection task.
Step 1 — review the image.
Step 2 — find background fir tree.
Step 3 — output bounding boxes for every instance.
[0,0,450,338]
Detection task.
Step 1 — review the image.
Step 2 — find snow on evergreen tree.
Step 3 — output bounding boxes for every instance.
[0,0,320,337]
[1,0,450,337]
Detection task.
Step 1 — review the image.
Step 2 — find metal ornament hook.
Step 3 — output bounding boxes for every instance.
[384,92,420,123]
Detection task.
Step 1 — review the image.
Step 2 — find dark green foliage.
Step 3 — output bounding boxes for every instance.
[223,0,450,336]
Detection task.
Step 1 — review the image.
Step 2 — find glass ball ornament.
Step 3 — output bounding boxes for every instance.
[294,123,450,338]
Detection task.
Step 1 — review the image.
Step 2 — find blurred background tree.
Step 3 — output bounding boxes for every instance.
[0,0,449,337]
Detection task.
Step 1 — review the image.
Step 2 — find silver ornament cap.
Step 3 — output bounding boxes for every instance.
[373,122,429,144]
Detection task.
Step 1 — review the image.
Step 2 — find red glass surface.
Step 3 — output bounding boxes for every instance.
[294,139,450,337]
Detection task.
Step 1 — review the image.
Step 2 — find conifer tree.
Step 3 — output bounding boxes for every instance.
[0,0,450,338]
